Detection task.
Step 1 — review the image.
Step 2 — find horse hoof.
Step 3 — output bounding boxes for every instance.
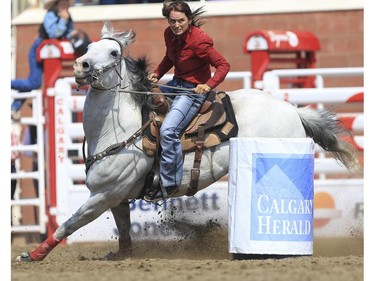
[104,251,131,261]
[16,252,32,262]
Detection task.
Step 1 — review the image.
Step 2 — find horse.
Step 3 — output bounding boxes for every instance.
[16,22,361,262]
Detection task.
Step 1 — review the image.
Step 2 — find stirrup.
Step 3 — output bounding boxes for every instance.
[144,185,178,202]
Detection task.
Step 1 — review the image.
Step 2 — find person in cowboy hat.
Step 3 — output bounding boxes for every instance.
[11,0,77,117]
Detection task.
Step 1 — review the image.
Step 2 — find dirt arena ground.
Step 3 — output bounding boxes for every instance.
[11,228,363,281]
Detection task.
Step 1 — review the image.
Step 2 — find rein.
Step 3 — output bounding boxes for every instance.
[84,81,203,170]
[82,37,204,171]
[119,83,204,96]
[150,82,196,93]
[118,88,204,96]
[89,58,123,90]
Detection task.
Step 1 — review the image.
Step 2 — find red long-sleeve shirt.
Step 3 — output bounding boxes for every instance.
[155,25,230,89]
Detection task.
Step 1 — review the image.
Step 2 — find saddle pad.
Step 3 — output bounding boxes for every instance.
[184,93,226,136]
[142,91,238,156]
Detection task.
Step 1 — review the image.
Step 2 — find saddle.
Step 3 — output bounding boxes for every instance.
[141,91,238,196]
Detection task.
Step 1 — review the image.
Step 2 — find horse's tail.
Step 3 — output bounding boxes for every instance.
[296,106,362,173]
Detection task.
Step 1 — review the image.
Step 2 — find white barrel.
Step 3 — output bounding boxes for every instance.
[228,138,315,255]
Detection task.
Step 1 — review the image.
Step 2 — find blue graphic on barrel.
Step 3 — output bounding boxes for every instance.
[250,154,314,241]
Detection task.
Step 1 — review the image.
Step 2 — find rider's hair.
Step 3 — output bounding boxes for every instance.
[162,0,206,28]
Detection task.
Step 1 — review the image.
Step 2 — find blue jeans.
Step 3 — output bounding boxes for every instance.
[11,38,43,112]
[159,78,206,188]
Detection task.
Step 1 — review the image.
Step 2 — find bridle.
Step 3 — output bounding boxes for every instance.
[86,37,125,91]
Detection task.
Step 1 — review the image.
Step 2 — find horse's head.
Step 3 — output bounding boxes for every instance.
[73,21,136,88]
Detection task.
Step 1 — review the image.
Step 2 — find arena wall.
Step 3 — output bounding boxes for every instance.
[12,2,363,90]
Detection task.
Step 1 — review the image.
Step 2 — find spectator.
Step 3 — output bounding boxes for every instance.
[11,0,76,115]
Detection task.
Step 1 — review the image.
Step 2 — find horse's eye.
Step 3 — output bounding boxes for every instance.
[111,50,118,57]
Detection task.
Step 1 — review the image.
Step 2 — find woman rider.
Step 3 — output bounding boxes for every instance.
[144,0,230,202]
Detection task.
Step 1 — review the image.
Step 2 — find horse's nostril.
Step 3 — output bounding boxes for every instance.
[82,61,90,69]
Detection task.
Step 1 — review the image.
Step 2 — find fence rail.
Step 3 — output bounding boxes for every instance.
[11,90,47,234]
[11,67,364,236]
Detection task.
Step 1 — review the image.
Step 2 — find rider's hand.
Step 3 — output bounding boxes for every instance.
[194,84,212,95]
[148,73,159,83]
[58,9,70,20]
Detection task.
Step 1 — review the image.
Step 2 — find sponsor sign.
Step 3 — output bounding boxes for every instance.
[228,138,314,255]
[57,141,362,245]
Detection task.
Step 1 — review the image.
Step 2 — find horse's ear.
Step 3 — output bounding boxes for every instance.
[101,21,114,38]
[101,21,135,49]
[119,30,136,48]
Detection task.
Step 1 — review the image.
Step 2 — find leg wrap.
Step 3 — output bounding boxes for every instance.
[29,236,62,261]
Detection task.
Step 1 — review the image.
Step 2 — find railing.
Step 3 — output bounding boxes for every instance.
[11,67,364,236]
[261,67,364,90]
[10,90,47,234]
[262,67,364,180]
[160,71,252,90]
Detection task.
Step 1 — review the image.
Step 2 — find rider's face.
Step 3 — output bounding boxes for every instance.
[168,10,191,36]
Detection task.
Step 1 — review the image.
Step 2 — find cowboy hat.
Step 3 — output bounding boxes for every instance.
[43,0,73,10]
